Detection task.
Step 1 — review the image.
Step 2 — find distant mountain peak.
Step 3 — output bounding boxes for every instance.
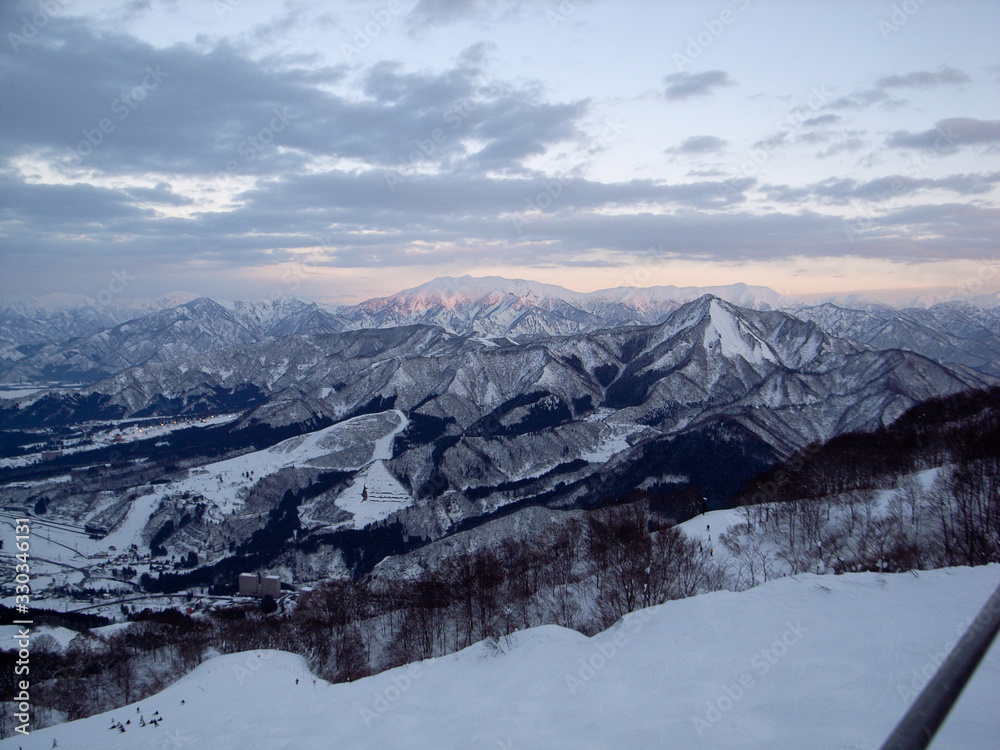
[391,275,799,311]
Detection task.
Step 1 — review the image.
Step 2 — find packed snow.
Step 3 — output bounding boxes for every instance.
[677,507,746,555]
[8,565,998,749]
[155,409,409,516]
[327,460,414,528]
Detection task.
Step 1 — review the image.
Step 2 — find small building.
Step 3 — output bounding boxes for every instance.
[238,573,257,596]
[261,575,281,598]
[238,572,281,598]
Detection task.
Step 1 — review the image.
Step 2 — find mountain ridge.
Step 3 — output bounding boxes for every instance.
[5,277,1000,386]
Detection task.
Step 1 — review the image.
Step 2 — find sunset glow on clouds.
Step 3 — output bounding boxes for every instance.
[1,0,998,302]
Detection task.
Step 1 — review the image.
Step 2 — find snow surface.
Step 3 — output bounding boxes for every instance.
[100,492,162,551]
[159,409,409,517]
[304,409,414,528]
[329,460,414,528]
[0,387,47,399]
[674,467,950,574]
[0,625,79,649]
[578,415,636,464]
[371,410,408,461]
[705,299,776,365]
[9,565,998,750]
[89,622,135,639]
[677,507,745,556]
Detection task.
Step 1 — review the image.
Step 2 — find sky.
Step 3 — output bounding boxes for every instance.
[1,0,998,304]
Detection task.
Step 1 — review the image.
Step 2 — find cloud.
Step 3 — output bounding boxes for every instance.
[457,41,497,67]
[752,132,788,151]
[1,3,997,299]
[407,0,529,29]
[886,118,1000,151]
[665,135,728,155]
[662,70,734,101]
[875,65,971,90]
[767,172,1000,204]
[854,203,1000,257]
[826,88,899,111]
[0,16,586,180]
[8,136,999,290]
[824,66,971,111]
[409,0,486,25]
[802,114,840,127]
[762,185,811,204]
[817,137,867,158]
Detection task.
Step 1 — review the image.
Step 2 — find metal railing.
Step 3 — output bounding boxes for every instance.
[880,578,1000,750]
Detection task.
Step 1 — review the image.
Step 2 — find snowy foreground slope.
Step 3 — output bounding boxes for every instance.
[8,567,999,750]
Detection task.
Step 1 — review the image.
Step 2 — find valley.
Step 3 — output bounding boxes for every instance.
[1,277,998,742]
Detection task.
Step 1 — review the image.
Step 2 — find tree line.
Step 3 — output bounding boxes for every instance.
[0,501,723,736]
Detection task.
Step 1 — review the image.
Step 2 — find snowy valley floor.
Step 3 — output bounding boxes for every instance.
[5,565,999,750]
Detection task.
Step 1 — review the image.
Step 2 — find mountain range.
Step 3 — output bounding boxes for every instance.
[3,276,1000,386]
[2,276,998,599]
[2,293,992,525]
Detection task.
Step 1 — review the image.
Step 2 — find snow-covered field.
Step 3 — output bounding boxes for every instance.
[324,460,414,528]
[98,409,411,543]
[676,466,949,581]
[0,410,415,612]
[0,625,79,649]
[8,565,998,749]
[0,413,240,469]
[579,407,643,463]
[160,410,405,515]
[0,386,48,399]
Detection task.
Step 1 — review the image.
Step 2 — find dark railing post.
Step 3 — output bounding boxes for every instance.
[880,577,1000,750]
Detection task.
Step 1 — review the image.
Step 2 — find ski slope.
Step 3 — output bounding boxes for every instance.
[327,460,414,528]
[675,467,948,573]
[169,409,409,515]
[105,409,410,546]
[9,565,998,750]
[0,412,414,607]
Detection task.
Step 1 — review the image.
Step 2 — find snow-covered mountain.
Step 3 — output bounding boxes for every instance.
[0,292,198,352]
[906,290,1000,309]
[0,296,351,385]
[3,293,990,579]
[0,279,800,384]
[8,565,997,750]
[336,276,799,336]
[792,300,1000,377]
[6,277,1000,386]
[6,296,994,447]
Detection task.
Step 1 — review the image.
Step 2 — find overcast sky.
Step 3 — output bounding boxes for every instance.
[1,0,998,303]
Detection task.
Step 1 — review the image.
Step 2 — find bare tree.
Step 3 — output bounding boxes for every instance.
[721,524,774,589]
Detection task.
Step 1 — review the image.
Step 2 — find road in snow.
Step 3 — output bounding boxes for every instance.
[7,565,998,750]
